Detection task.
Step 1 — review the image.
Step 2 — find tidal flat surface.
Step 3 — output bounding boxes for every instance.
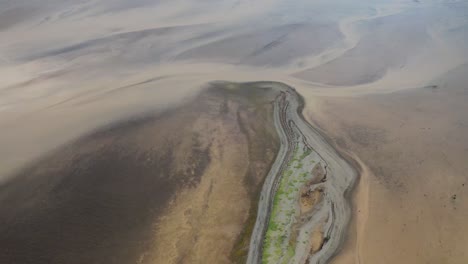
[1,0,468,263]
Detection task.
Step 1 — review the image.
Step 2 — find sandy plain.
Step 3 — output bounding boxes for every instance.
[1,0,468,263]
[308,64,468,264]
[0,83,280,264]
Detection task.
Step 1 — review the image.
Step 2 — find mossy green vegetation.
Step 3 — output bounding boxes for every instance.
[262,143,316,264]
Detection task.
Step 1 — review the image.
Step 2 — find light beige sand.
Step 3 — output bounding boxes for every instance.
[306,64,468,264]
